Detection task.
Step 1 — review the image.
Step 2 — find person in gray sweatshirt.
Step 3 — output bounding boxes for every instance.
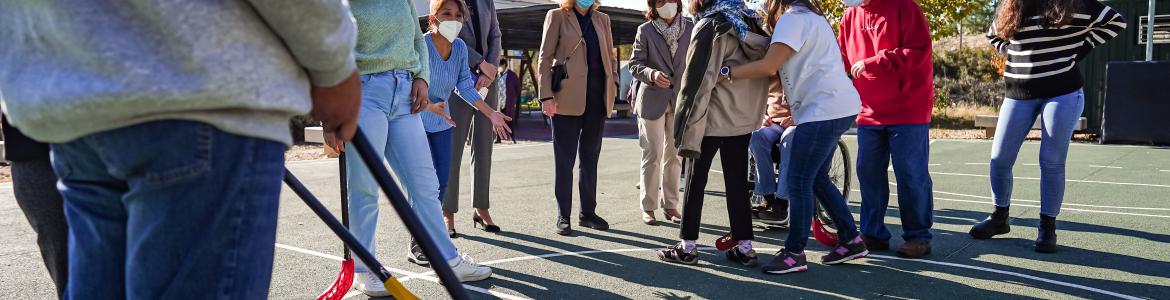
[0,1,360,298]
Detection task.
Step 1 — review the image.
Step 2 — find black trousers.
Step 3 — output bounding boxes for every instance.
[12,160,69,298]
[680,134,753,241]
[551,109,606,219]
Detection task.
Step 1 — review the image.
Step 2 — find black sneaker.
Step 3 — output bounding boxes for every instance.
[656,242,698,265]
[726,247,759,267]
[757,200,789,226]
[762,249,807,274]
[822,236,869,265]
[578,214,610,231]
[407,239,429,266]
[556,216,572,236]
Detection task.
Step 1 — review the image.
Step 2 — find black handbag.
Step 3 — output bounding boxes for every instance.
[550,36,584,93]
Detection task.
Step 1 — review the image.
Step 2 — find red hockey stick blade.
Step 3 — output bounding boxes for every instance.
[316,259,355,300]
[812,219,839,248]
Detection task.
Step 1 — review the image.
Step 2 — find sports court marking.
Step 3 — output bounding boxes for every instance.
[872,182,1170,218]
[1089,165,1124,169]
[391,247,1141,300]
[932,190,1170,211]
[273,243,528,300]
[930,172,1170,188]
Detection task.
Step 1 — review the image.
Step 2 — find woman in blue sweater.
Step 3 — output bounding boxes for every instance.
[422,0,513,239]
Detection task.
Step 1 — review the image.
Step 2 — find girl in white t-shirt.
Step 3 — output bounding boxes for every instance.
[725,0,866,275]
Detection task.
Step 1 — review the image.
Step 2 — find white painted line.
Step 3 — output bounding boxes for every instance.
[861,253,1143,300]
[964,163,990,165]
[1088,165,1123,169]
[1162,170,1170,173]
[404,247,1142,300]
[864,188,1170,218]
[928,164,942,167]
[931,171,1170,188]
[934,196,1170,218]
[1023,163,1040,166]
[711,169,723,174]
[929,139,937,145]
[275,243,528,300]
[932,190,1170,211]
[275,243,345,261]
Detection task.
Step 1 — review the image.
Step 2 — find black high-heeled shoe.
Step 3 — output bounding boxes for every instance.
[448,227,457,238]
[473,214,501,233]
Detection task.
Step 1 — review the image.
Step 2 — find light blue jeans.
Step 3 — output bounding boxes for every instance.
[750,124,795,199]
[346,70,457,272]
[990,89,1085,217]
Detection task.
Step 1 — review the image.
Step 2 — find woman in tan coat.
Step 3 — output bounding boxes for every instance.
[537,0,617,236]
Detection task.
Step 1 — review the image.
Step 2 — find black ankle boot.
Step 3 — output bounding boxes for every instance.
[1035,215,1058,253]
[969,206,1011,239]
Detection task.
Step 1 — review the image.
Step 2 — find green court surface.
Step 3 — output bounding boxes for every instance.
[1,137,1167,299]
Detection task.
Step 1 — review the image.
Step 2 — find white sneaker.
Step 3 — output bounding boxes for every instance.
[448,253,492,282]
[353,271,390,297]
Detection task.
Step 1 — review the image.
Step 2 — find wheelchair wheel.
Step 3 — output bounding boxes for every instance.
[812,140,853,247]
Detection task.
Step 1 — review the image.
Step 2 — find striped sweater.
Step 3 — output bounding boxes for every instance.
[421,33,483,133]
[988,0,1126,100]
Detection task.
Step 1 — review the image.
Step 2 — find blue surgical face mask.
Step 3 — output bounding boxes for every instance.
[842,0,863,7]
[576,0,595,9]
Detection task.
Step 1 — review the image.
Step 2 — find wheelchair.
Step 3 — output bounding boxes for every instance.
[745,138,853,247]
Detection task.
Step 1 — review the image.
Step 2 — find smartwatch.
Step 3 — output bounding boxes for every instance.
[719,66,731,82]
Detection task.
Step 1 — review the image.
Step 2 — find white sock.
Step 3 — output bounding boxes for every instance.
[682,240,696,252]
[737,240,753,253]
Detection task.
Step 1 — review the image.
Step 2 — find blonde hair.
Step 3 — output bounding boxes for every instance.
[560,0,600,11]
[429,0,470,31]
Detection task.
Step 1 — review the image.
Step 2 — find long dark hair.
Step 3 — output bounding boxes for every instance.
[994,0,1082,39]
[764,0,823,31]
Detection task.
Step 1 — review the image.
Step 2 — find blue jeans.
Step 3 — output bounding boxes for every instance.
[51,120,285,299]
[345,71,458,272]
[784,116,860,253]
[750,124,795,200]
[857,124,934,242]
[990,89,1085,217]
[427,129,453,203]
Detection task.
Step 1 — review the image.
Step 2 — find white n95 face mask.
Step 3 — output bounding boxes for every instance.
[438,21,462,43]
[842,0,863,7]
[656,3,678,20]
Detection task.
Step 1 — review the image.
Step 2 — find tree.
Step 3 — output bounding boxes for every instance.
[811,0,990,40]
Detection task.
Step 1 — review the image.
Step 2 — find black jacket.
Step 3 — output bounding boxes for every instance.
[2,114,51,162]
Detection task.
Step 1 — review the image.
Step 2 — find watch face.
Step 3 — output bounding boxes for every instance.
[720,66,729,75]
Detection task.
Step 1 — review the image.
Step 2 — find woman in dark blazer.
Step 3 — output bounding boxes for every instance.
[537,0,618,236]
[628,0,692,225]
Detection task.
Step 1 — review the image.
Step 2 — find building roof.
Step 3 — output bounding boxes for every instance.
[416,0,648,49]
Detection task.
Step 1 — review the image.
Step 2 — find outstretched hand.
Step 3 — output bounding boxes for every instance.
[427,102,456,127]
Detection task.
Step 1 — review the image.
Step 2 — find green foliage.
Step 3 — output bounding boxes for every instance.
[933,46,1003,81]
[811,0,988,40]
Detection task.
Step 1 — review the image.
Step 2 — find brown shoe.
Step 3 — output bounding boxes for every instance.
[896,240,931,259]
[862,236,889,251]
[663,209,683,224]
[642,211,657,225]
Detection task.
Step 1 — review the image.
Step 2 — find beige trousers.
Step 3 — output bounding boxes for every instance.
[637,110,682,211]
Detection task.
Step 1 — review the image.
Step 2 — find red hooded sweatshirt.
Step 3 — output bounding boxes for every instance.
[838,0,934,126]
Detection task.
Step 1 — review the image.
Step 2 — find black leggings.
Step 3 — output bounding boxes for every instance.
[680,134,753,241]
